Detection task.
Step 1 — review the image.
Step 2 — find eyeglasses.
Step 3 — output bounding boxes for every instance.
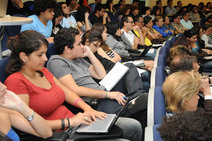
[90,41,101,48]
[128,21,134,24]
[138,21,144,23]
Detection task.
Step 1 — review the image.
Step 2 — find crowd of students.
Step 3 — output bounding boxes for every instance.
[1,0,212,140]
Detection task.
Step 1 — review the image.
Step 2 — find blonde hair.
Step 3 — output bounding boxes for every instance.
[162,71,201,112]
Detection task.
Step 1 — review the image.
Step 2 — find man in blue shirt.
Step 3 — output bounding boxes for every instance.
[21,0,57,43]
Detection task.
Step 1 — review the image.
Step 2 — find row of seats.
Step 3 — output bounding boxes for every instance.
[145,35,182,141]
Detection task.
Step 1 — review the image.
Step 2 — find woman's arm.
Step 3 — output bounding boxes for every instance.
[83,46,106,79]
[53,77,107,121]
[84,12,91,31]
[0,90,52,138]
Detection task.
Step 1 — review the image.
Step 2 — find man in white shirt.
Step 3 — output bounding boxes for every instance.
[121,15,145,50]
[180,11,194,30]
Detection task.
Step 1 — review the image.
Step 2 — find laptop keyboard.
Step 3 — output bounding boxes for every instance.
[88,114,116,130]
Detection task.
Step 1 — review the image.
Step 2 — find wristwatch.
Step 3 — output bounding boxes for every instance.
[27,110,35,121]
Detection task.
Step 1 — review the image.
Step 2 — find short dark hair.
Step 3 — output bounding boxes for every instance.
[172,13,180,20]
[95,3,104,13]
[81,30,102,45]
[143,16,152,25]
[177,1,181,5]
[106,22,120,36]
[158,111,212,141]
[182,10,190,17]
[156,0,161,5]
[54,28,79,55]
[91,23,106,34]
[34,0,57,16]
[184,27,199,38]
[120,15,131,28]
[76,5,90,22]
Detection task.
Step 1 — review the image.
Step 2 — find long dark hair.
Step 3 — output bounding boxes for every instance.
[6,30,48,75]
[106,22,121,41]
[76,5,90,22]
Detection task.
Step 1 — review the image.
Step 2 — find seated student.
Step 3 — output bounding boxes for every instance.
[133,16,153,47]
[92,22,154,70]
[170,14,187,34]
[91,23,122,63]
[51,5,63,37]
[152,16,173,39]
[5,30,107,131]
[190,5,201,22]
[120,15,145,50]
[66,0,80,12]
[90,3,111,25]
[47,28,126,113]
[162,71,212,114]
[129,6,139,20]
[58,2,78,29]
[76,5,92,32]
[162,15,176,34]
[158,111,212,141]
[0,82,52,141]
[142,7,154,19]
[180,11,194,30]
[7,0,33,16]
[46,28,143,141]
[117,6,130,24]
[20,0,56,43]
[201,24,212,48]
[143,16,162,41]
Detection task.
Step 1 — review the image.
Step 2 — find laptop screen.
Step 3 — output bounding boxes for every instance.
[0,0,8,18]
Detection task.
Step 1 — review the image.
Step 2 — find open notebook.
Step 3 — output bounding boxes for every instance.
[99,62,129,91]
[76,97,130,134]
[0,0,8,18]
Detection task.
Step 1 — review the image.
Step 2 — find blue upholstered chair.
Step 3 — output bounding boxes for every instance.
[154,86,166,125]
[0,56,10,83]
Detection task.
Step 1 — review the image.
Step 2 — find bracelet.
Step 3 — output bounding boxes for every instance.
[74,98,83,107]
[105,91,108,98]
[66,117,70,127]
[61,119,65,130]
[27,110,34,121]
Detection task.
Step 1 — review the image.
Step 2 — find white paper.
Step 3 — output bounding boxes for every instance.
[123,60,144,66]
[136,68,147,77]
[204,56,212,60]
[99,62,129,91]
[148,48,155,53]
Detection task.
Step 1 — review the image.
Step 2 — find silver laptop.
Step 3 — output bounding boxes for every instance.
[0,0,8,18]
[76,97,130,134]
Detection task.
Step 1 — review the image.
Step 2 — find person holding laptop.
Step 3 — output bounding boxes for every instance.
[5,30,142,141]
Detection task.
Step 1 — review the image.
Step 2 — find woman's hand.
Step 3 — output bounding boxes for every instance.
[69,112,93,127]
[108,92,126,105]
[84,108,107,121]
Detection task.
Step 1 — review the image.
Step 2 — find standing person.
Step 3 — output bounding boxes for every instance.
[20,0,56,43]
[0,82,52,141]
[47,28,143,141]
[5,30,106,131]
[175,1,182,12]
[165,0,177,16]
